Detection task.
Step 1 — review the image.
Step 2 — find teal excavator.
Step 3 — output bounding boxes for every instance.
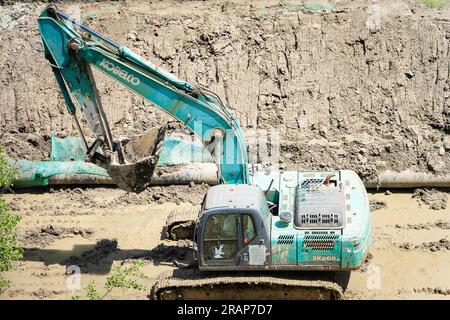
[38,6,371,299]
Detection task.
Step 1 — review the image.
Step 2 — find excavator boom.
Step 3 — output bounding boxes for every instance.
[38,5,249,191]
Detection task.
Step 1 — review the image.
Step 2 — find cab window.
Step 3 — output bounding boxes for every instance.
[204,214,238,260]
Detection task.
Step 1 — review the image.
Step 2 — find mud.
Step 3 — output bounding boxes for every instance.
[400,238,450,251]
[62,239,118,272]
[1,0,449,179]
[369,200,387,211]
[0,131,51,161]
[21,225,94,247]
[163,206,200,240]
[359,252,373,273]
[10,184,208,212]
[413,188,448,210]
[60,238,193,273]
[413,287,450,296]
[0,189,448,300]
[395,220,450,230]
[110,184,209,206]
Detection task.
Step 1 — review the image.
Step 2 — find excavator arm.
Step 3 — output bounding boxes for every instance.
[38,5,249,191]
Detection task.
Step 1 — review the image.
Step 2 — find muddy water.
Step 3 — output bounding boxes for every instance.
[0,189,449,300]
[346,192,450,299]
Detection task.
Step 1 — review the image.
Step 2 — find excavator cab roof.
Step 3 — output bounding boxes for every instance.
[203,184,266,211]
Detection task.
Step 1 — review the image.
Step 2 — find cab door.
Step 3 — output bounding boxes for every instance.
[201,213,240,267]
[200,212,266,269]
[238,214,259,266]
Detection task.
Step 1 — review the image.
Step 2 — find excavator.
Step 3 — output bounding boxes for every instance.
[37,5,371,299]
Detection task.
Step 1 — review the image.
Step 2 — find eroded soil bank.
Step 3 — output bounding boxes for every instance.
[0,0,449,180]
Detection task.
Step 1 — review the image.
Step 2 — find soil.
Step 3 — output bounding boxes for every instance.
[0,0,449,180]
[0,0,450,300]
[345,191,450,299]
[370,200,387,211]
[412,188,448,210]
[0,188,448,300]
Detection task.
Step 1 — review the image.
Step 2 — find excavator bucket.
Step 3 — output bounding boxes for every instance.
[108,127,165,193]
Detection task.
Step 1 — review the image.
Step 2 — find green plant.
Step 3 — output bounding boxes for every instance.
[105,259,147,291]
[0,199,22,271]
[84,260,147,300]
[85,281,103,300]
[0,277,11,290]
[0,146,16,189]
[0,146,22,292]
[423,0,446,9]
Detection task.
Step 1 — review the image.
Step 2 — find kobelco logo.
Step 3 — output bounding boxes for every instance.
[99,59,140,86]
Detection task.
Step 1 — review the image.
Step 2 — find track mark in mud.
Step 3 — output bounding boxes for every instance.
[8,185,208,214]
[394,220,450,230]
[399,238,450,252]
[31,289,65,299]
[20,225,95,247]
[413,287,450,296]
[109,185,208,207]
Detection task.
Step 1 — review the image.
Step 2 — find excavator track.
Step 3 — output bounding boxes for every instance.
[150,268,346,300]
[164,207,200,240]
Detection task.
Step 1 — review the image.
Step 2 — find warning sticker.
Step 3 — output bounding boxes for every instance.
[249,245,266,265]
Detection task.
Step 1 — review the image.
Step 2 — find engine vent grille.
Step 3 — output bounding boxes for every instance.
[300,213,340,224]
[294,178,344,229]
[277,234,294,245]
[302,234,339,251]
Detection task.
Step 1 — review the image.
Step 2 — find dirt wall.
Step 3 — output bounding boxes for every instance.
[0,0,449,179]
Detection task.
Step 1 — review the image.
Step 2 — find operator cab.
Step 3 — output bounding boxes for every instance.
[197,184,271,271]
[197,171,371,272]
